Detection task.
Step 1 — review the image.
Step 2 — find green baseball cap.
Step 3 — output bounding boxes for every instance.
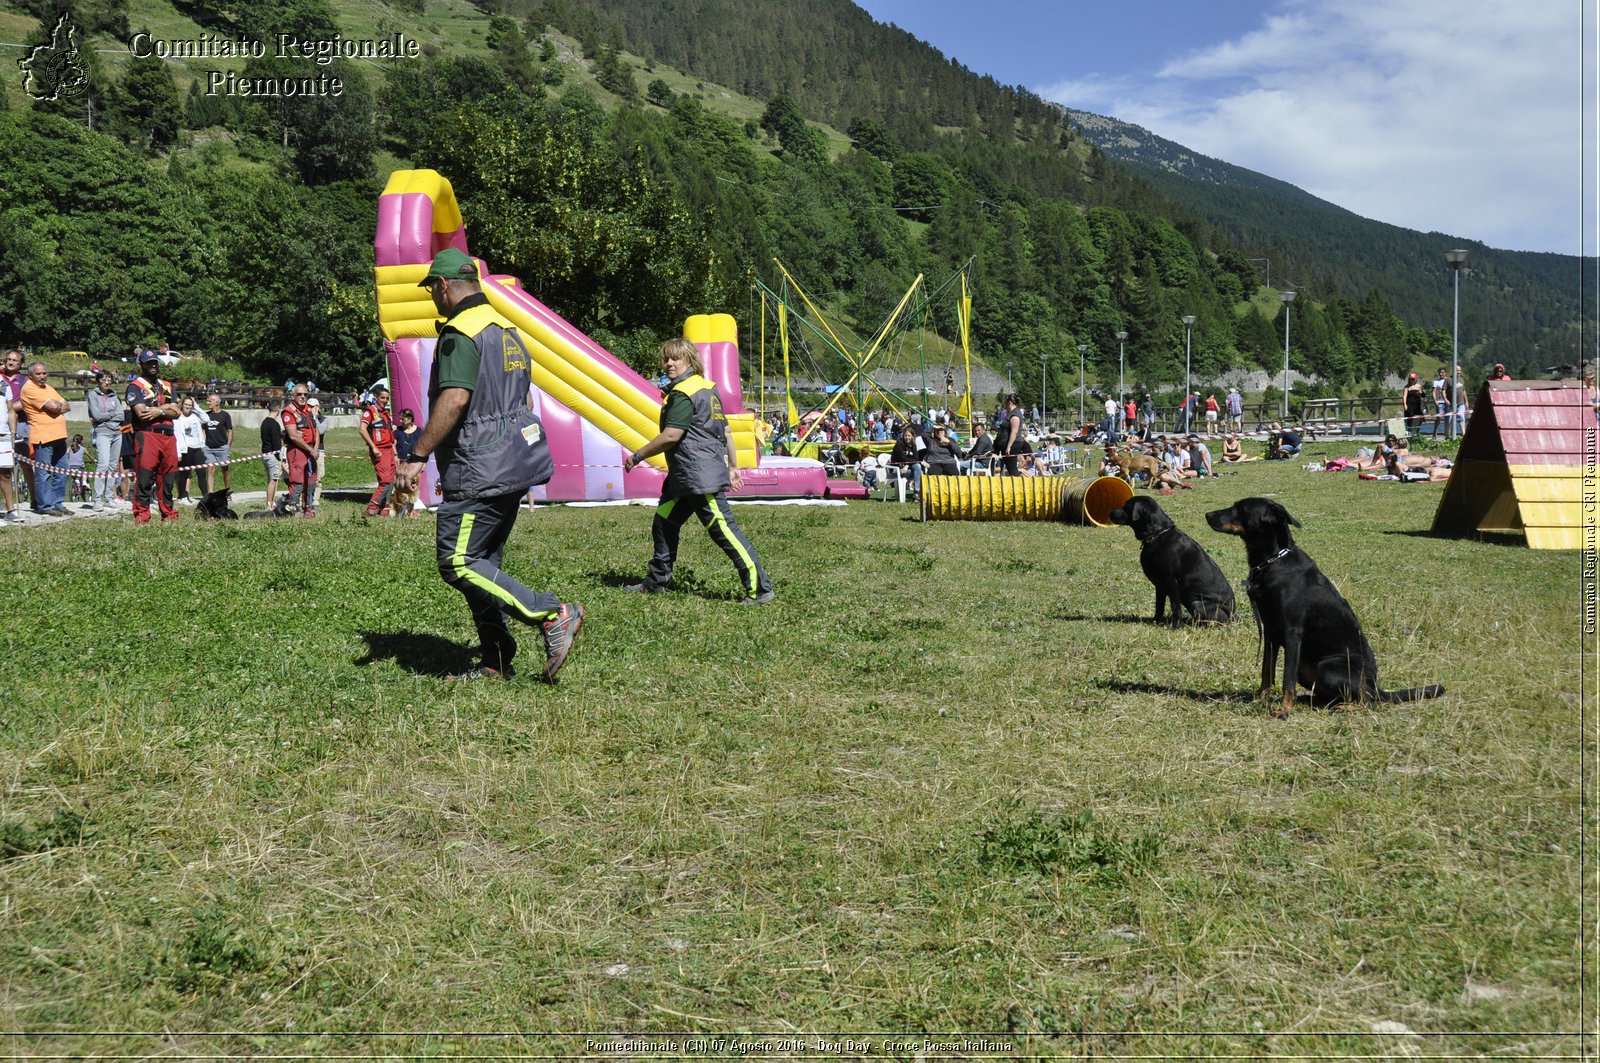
[418,248,479,286]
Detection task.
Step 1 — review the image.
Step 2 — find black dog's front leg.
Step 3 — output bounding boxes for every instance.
[1166,582,1186,628]
[1153,587,1169,624]
[1275,628,1303,718]
[1259,636,1280,707]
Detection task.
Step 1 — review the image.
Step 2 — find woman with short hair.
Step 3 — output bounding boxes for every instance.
[623,338,774,605]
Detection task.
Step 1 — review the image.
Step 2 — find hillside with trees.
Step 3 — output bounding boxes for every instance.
[1068,110,1583,374]
[0,0,1558,403]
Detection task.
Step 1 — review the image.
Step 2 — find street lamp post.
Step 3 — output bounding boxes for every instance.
[1040,353,1048,430]
[1077,343,1087,429]
[1280,291,1296,419]
[1115,330,1127,428]
[1445,250,1469,439]
[1005,362,1013,393]
[1181,316,1196,432]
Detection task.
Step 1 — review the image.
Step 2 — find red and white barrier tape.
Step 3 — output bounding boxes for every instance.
[16,450,268,479]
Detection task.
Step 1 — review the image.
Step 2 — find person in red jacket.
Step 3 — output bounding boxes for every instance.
[126,351,181,524]
[359,385,397,516]
[279,384,319,517]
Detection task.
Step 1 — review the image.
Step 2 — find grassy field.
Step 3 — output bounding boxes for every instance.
[1,440,1591,1058]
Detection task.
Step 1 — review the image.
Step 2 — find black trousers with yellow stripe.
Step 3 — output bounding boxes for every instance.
[435,491,561,672]
[645,492,771,597]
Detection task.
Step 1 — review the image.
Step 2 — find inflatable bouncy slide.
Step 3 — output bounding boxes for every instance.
[373,169,826,503]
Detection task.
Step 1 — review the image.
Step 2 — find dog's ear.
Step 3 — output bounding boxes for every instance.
[1259,499,1296,528]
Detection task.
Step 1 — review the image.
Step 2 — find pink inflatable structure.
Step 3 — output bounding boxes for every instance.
[373,169,826,503]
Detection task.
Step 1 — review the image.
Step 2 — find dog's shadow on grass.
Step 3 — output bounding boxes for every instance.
[1099,679,1259,705]
[354,631,468,677]
[1049,611,1160,625]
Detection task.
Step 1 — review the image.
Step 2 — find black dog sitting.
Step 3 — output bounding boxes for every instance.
[1108,495,1234,626]
[1206,497,1444,717]
[195,489,239,521]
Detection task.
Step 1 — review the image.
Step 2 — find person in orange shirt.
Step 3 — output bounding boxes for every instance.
[19,361,70,516]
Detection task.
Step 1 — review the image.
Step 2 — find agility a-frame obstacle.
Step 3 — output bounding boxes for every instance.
[1430,379,1596,549]
[754,260,975,446]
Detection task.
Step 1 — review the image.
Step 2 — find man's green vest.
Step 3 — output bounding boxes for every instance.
[433,303,553,500]
[662,373,731,497]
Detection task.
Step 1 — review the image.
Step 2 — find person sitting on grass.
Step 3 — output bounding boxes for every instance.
[1220,433,1245,462]
[1152,464,1194,495]
[1268,423,1301,460]
[1099,446,1120,478]
[1158,437,1183,478]
[1187,434,1217,478]
[1174,439,1199,478]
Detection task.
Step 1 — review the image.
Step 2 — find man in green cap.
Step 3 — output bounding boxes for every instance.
[393,248,585,683]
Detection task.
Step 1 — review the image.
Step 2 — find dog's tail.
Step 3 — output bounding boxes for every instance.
[1377,684,1445,703]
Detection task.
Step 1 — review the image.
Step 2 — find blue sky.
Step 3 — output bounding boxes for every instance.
[855,0,1589,255]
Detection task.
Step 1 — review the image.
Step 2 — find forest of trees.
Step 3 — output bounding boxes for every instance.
[0,0,1502,400]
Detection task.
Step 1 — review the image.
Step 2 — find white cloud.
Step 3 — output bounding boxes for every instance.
[1040,0,1587,254]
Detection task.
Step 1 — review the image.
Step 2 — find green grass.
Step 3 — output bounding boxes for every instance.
[1,441,1590,1056]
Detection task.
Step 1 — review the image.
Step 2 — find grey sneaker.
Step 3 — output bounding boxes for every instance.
[622,582,662,594]
[540,602,584,683]
[739,589,776,606]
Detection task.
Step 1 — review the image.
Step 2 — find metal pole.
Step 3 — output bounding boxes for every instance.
[1452,271,1459,438]
[1113,329,1126,435]
[1120,332,1132,416]
[1280,291,1295,419]
[1445,250,1468,439]
[1181,316,1195,433]
[1077,343,1087,428]
[1040,356,1047,430]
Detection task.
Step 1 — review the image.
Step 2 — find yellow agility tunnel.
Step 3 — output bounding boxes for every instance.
[921,475,1133,526]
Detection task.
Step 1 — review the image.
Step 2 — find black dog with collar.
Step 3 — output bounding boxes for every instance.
[1108,495,1234,626]
[1206,497,1443,716]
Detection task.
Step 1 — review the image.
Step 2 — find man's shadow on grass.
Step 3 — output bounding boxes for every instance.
[589,569,742,602]
[355,631,469,677]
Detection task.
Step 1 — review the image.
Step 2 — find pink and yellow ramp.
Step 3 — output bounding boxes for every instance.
[372,169,825,503]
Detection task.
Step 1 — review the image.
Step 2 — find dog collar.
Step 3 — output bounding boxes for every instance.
[1243,546,1292,589]
[1139,525,1175,546]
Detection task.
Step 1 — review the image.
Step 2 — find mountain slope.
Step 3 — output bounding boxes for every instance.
[1067,109,1583,366]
